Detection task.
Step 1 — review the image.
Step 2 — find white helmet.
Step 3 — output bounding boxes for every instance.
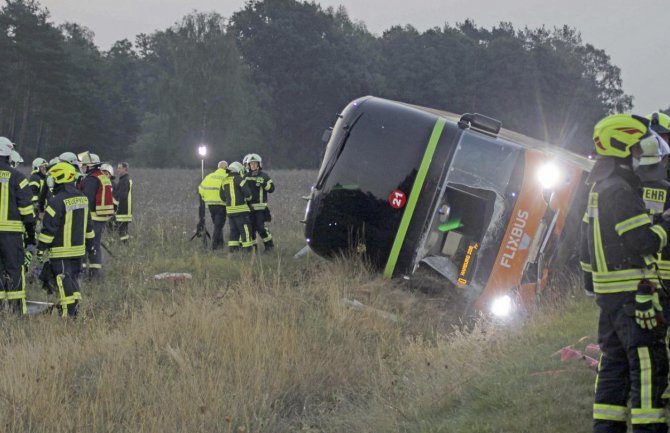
[247,153,262,169]
[0,137,14,156]
[78,151,101,167]
[100,163,114,177]
[32,157,48,171]
[228,161,245,173]
[639,132,670,166]
[59,151,80,166]
[9,150,23,167]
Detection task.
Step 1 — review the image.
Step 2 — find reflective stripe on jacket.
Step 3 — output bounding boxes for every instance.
[198,169,227,206]
[641,179,670,280]
[580,169,670,294]
[81,169,114,221]
[0,160,34,233]
[37,183,95,258]
[243,170,274,210]
[221,171,251,214]
[114,174,133,222]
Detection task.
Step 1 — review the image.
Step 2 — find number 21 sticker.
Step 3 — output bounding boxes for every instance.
[389,190,407,209]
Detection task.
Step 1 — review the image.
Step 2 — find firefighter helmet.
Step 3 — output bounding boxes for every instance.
[59,152,80,166]
[638,132,670,166]
[247,153,262,169]
[49,162,77,184]
[647,112,670,135]
[228,161,245,173]
[593,114,650,158]
[0,137,14,156]
[100,163,114,177]
[77,151,100,165]
[9,150,23,167]
[32,157,48,171]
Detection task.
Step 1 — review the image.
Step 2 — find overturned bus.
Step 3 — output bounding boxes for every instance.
[302,96,593,316]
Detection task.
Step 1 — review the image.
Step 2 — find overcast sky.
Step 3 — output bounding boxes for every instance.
[39,0,669,114]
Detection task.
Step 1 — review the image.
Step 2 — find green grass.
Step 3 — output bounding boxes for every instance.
[409,297,598,433]
[0,168,604,432]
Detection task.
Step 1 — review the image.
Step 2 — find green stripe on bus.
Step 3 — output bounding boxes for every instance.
[383,117,446,278]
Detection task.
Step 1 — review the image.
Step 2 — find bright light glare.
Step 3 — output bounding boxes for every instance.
[198,144,208,157]
[491,295,513,317]
[537,162,561,189]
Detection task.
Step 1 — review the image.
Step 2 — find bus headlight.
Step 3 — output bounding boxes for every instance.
[537,162,562,189]
[490,295,513,317]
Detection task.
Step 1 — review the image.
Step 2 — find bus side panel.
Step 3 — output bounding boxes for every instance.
[475,150,548,309]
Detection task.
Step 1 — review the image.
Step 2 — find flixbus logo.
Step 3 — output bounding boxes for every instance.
[500,210,529,269]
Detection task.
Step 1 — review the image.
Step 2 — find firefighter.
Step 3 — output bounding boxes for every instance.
[221,161,253,252]
[198,161,227,250]
[113,162,133,243]
[648,112,670,146]
[9,150,23,168]
[0,137,35,314]
[580,114,670,433]
[243,153,275,252]
[29,157,49,215]
[36,162,95,317]
[647,112,670,180]
[79,152,114,277]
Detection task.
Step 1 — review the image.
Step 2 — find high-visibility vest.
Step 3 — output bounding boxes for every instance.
[90,170,115,221]
[198,169,227,206]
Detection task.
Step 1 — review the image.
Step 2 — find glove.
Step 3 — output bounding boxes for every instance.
[635,279,663,330]
[36,249,46,264]
[256,177,265,186]
[24,246,34,267]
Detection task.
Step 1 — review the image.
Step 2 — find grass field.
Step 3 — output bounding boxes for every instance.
[0,167,602,432]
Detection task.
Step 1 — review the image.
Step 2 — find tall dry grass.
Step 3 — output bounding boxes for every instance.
[0,168,597,432]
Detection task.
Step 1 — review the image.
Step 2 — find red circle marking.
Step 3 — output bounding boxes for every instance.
[389,190,407,209]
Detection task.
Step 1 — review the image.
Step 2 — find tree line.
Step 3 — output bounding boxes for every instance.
[0,0,664,168]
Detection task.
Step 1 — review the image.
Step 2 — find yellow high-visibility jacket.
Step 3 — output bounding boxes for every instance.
[198,169,227,207]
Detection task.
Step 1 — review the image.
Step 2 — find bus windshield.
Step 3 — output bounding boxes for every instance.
[416,131,523,292]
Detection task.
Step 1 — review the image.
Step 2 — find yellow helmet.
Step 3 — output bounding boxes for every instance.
[593,114,650,158]
[49,162,77,184]
[647,112,670,135]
